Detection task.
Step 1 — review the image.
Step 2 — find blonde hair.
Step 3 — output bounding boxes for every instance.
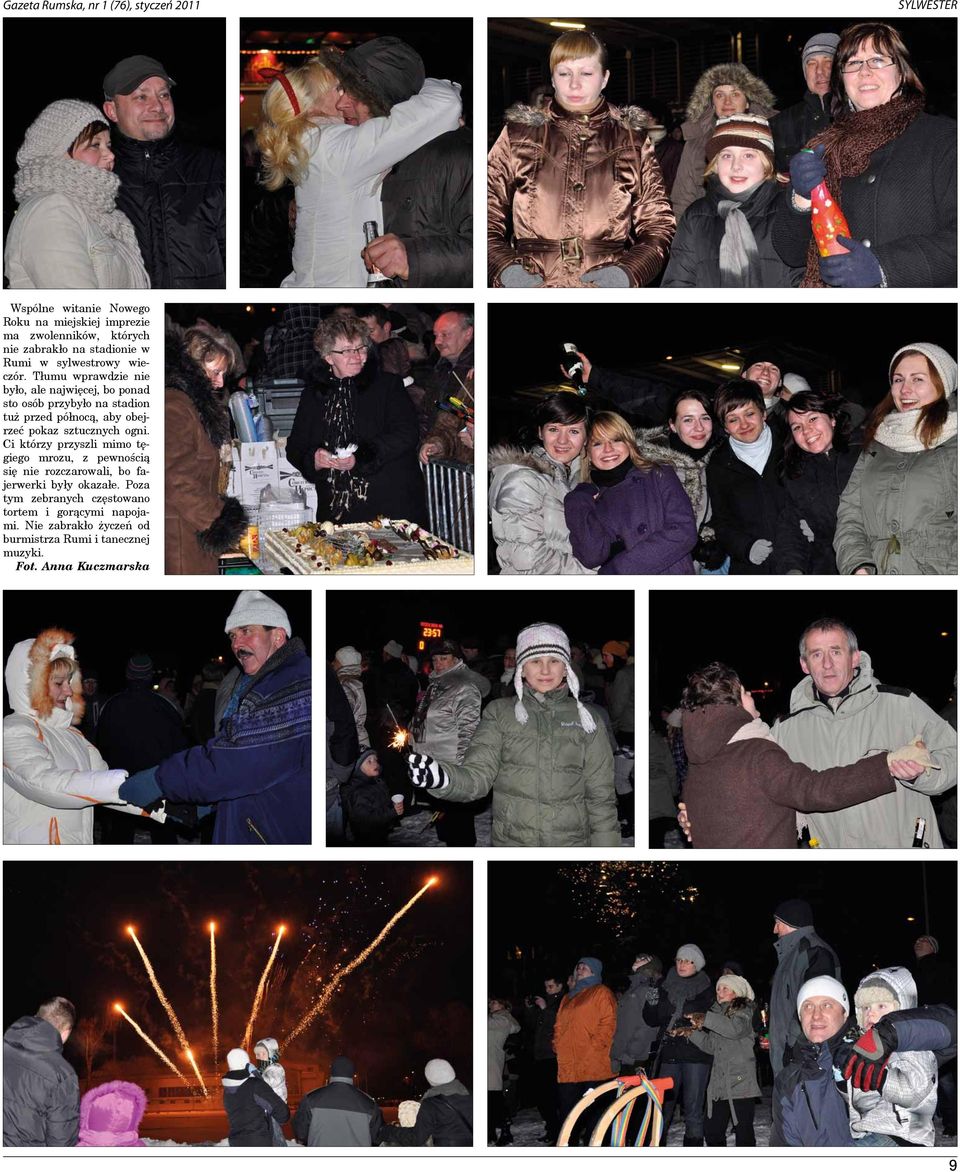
[549,31,607,73]
[48,656,76,684]
[581,411,658,480]
[703,151,775,183]
[256,58,339,191]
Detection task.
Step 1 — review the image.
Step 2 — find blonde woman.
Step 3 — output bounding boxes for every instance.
[563,411,697,574]
[255,50,461,287]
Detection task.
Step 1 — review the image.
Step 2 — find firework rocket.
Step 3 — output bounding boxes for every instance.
[243,925,286,1051]
[113,1003,189,1086]
[209,922,219,1070]
[126,926,191,1053]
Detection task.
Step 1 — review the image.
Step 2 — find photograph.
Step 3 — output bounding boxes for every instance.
[486,303,958,578]
[240,19,472,288]
[3,860,472,1147]
[2,588,311,846]
[487,859,956,1148]
[649,589,957,849]
[486,18,956,288]
[3,19,226,290]
[326,589,635,848]
[165,302,475,575]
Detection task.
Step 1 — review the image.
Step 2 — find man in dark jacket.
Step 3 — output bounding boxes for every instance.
[769,899,840,1076]
[3,997,79,1146]
[331,37,472,287]
[102,55,225,288]
[381,1059,472,1146]
[222,1047,289,1146]
[528,976,566,1143]
[293,1056,384,1146]
[417,311,474,462]
[772,34,840,174]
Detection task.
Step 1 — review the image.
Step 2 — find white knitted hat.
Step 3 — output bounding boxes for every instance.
[717,973,755,1001]
[17,100,107,165]
[223,590,291,636]
[335,645,362,667]
[889,342,958,397]
[513,622,595,733]
[226,1047,251,1071]
[424,1058,456,1086]
[797,975,849,1016]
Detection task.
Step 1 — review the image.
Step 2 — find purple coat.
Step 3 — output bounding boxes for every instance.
[564,465,697,574]
[78,1080,147,1147]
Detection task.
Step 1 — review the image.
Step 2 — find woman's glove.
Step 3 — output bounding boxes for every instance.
[119,767,164,807]
[406,753,450,791]
[799,519,815,543]
[819,237,882,288]
[581,266,630,288]
[789,144,826,198]
[500,264,544,288]
[748,538,773,565]
[68,769,128,804]
[887,737,939,776]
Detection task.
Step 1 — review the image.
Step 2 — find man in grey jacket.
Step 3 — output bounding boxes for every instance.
[293,1056,384,1147]
[773,618,956,847]
[3,997,79,1146]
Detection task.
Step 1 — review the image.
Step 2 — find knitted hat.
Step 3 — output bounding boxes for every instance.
[430,637,462,660]
[717,973,755,1002]
[335,645,362,667]
[740,346,785,376]
[797,975,849,1016]
[514,622,595,733]
[17,100,108,166]
[602,640,630,659]
[578,956,603,977]
[335,37,425,115]
[103,54,176,98]
[125,653,154,682]
[802,33,840,70]
[854,976,899,1011]
[424,1058,456,1086]
[226,1048,251,1071]
[383,639,404,658]
[330,1056,355,1079]
[889,343,958,397]
[782,372,812,396]
[915,934,940,953]
[676,944,706,972]
[706,113,774,167]
[224,590,291,636]
[774,898,814,928]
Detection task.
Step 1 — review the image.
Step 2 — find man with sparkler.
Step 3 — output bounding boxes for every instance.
[118,591,311,844]
[3,997,79,1146]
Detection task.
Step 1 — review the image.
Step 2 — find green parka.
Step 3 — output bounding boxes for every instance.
[438,684,619,846]
[689,999,761,1119]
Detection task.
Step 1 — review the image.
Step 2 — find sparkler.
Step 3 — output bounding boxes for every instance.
[284,877,438,1045]
[242,925,286,1051]
[209,921,219,1070]
[113,1003,189,1086]
[185,1048,208,1097]
[389,727,411,751]
[126,925,191,1052]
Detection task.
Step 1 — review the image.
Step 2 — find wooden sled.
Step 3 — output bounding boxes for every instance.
[556,1073,673,1147]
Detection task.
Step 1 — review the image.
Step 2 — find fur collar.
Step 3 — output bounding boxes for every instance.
[27,627,84,724]
[505,97,653,132]
[165,327,231,447]
[488,443,556,474]
[685,63,776,122]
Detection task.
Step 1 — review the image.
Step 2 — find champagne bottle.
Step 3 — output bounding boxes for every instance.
[912,816,927,848]
[363,220,396,288]
[561,343,587,396]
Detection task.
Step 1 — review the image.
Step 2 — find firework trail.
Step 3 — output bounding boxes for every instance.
[209,922,219,1070]
[185,1048,208,1097]
[113,1004,189,1085]
[126,927,191,1052]
[284,878,436,1045]
[243,925,286,1051]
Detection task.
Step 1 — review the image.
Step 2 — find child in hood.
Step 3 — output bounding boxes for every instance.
[77,1080,147,1146]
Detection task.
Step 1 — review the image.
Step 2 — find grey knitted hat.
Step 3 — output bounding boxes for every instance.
[802,33,840,70]
[513,622,595,733]
[17,100,107,165]
[676,943,706,972]
[335,645,362,667]
[889,343,958,398]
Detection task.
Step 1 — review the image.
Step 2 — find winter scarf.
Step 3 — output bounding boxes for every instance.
[874,403,958,453]
[662,966,713,1031]
[668,430,713,462]
[713,176,767,287]
[14,156,142,257]
[590,456,635,488]
[317,376,369,520]
[801,92,924,287]
[729,423,773,474]
[569,957,604,998]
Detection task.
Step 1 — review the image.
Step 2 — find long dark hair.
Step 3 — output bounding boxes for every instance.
[831,21,925,117]
[782,390,851,479]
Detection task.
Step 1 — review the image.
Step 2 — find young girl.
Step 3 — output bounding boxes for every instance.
[564,411,698,574]
[254,1037,288,1146]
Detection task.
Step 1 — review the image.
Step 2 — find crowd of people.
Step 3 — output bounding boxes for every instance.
[489,910,956,1147]
[327,623,635,847]
[491,339,958,576]
[2,998,471,1148]
[488,22,956,289]
[2,591,311,846]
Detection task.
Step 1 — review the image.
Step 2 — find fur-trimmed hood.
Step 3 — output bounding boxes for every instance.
[488,442,583,484]
[505,97,653,133]
[685,63,776,123]
[164,325,232,448]
[78,1080,147,1145]
[634,426,715,515]
[4,628,83,727]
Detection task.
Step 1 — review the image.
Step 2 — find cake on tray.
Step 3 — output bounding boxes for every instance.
[260,518,473,575]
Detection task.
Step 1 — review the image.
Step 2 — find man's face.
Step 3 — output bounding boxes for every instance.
[360,316,391,344]
[799,996,846,1044]
[433,313,472,361]
[82,678,97,696]
[743,361,781,396]
[805,53,834,96]
[773,917,793,938]
[104,77,175,141]
[229,624,285,675]
[800,627,860,697]
[914,939,934,959]
[335,88,372,125]
[544,978,562,995]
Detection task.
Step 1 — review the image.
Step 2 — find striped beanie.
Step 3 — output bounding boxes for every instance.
[706,113,774,167]
[514,622,595,733]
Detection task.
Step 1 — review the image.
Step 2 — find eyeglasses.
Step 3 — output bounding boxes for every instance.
[328,345,368,357]
[840,56,896,74]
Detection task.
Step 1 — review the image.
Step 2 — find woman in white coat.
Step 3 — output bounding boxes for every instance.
[255,53,460,287]
[4,100,149,289]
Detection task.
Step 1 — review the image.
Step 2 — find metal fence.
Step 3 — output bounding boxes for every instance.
[425,459,474,554]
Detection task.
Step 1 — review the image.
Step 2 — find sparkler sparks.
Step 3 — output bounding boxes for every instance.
[126,926,191,1052]
[209,922,219,1071]
[389,728,411,750]
[242,925,286,1051]
[113,1003,189,1086]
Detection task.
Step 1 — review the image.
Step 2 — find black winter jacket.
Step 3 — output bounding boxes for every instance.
[3,1017,79,1147]
[293,1077,385,1146]
[774,444,861,574]
[222,1068,290,1146]
[662,180,801,288]
[112,131,225,289]
[706,433,787,574]
[381,1081,473,1146]
[772,91,833,173]
[643,971,715,1066]
[381,126,472,287]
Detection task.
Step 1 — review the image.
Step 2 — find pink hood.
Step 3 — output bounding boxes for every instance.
[78,1080,148,1147]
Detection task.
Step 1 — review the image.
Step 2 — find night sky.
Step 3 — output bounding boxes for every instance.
[488,860,956,1006]
[326,588,634,660]
[2,589,311,707]
[4,862,471,1095]
[648,588,956,719]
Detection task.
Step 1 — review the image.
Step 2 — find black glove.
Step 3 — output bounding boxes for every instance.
[843,1018,897,1092]
[406,752,450,791]
[789,144,827,199]
[693,535,727,570]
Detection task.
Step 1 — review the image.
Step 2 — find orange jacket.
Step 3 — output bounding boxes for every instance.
[553,984,617,1083]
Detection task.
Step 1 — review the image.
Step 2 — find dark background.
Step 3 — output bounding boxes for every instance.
[2,589,310,708]
[649,588,956,719]
[4,861,471,1095]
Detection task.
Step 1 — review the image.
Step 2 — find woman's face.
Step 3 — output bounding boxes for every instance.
[669,398,713,449]
[488,999,504,1014]
[203,356,229,390]
[723,403,765,444]
[891,354,940,412]
[589,432,631,471]
[788,409,836,454]
[326,336,368,380]
[69,130,115,171]
[552,54,610,111]
[842,36,902,110]
[539,419,586,464]
[47,671,73,709]
[712,85,749,118]
[716,985,737,1004]
[521,655,566,694]
[675,958,696,977]
[715,146,766,195]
